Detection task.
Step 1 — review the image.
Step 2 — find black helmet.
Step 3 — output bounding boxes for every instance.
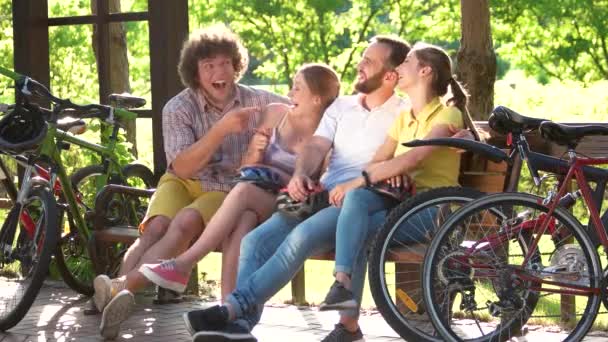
[234,166,283,193]
[276,187,329,220]
[0,103,47,154]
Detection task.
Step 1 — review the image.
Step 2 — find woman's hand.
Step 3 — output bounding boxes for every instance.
[329,178,363,207]
[449,124,474,140]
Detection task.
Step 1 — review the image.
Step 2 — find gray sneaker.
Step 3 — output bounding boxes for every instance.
[319,281,357,311]
[99,289,135,340]
[321,324,364,342]
[192,321,257,342]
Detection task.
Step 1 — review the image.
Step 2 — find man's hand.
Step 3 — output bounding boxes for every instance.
[251,128,272,152]
[329,178,362,207]
[287,173,316,202]
[219,106,259,134]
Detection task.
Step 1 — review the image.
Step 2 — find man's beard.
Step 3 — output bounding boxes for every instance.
[354,70,386,94]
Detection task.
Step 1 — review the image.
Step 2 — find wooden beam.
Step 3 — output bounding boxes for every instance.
[12,0,50,105]
[47,12,149,26]
[148,0,189,176]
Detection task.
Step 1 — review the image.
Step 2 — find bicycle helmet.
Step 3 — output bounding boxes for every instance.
[234,166,284,193]
[0,102,47,154]
[276,187,329,220]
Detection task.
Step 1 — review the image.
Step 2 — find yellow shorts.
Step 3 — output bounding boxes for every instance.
[140,173,226,232]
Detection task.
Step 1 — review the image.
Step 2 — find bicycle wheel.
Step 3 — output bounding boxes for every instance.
[422,192,601,342]
[369,187,485,341]
[0,186,58,331]
[54,163,154,296]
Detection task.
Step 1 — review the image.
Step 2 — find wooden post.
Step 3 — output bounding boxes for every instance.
[291,266,307,305]
[12,0,50,99]
[148,0,188,178]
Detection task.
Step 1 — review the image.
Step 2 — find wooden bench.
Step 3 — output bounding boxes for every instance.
[90,122,608,308]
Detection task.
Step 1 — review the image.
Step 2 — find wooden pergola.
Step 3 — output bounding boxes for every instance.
[12,0,188,176]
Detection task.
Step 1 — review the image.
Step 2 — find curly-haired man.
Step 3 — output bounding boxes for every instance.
[93,24,287,339]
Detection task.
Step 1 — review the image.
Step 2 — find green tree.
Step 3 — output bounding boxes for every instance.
[189,0,462,92]
[0,0,14,103]
[492,0,608,83]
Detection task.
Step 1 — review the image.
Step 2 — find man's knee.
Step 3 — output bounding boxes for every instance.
[171,208,205,238]
[140,216,171,244]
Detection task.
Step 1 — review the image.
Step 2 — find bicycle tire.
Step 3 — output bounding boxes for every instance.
[54,163,154,296]
[0,186,58,331]
[422,192,601,342]
[369,187,485,342]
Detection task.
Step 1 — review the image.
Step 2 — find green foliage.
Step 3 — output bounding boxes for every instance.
[0,0,13,104]
[492,0,608,82]
[188,0,462,93]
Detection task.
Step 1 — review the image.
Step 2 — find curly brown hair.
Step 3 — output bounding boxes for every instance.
[178,24,249,89]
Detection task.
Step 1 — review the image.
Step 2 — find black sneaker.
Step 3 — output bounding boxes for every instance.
[192,321,257,342]
[319,281,358,311]
[183,305,230,335]
[321,323,364,342]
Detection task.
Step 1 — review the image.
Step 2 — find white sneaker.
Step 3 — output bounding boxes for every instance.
[93,275,125,312]
[99,289,135,340]
[93,275,112,312]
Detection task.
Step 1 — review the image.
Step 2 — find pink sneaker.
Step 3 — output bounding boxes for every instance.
[139,259,189,293]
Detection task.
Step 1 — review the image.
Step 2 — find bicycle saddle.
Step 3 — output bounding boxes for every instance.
[489,106,546,135]
[540,121,608,148]
[108,93,146,109]
[57,117,86,135]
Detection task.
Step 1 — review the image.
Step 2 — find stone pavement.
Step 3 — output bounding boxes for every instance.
[0,282,402,341]
[2,282,608,341]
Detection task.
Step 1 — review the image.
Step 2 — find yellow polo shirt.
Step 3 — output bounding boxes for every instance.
[387,97,464,191]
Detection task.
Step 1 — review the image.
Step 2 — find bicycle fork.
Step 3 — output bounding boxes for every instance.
[0,163,54,262]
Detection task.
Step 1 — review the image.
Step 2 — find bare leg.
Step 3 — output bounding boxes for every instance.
[125,208,205,292]
[118,215,171,276]
[220,210,258,301]
[335,272,352,290]
[339,316,360,333]
[174,183,275,272]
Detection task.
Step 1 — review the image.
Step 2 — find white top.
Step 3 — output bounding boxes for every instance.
[314,94,407,190]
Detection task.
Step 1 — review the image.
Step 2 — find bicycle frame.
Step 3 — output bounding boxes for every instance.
[0,66,138,247]
[452,151,608,298]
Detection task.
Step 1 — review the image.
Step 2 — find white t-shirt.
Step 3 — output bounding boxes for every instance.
[314,94,407,190]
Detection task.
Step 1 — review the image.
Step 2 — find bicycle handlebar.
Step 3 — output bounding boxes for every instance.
[0,65,22,81]
[0,65,137,122]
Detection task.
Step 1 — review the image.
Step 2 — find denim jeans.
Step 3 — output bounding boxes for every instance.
[225,205,382,331]
[334,188,394,275]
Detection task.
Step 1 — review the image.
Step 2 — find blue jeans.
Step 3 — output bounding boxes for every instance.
[334,188,393,275]
[225,206,385,331]
[335,188,439,274]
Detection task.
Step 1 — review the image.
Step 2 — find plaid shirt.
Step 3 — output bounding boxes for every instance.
[162,85,288,192]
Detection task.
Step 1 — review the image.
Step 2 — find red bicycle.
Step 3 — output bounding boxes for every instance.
[422,121,608,341]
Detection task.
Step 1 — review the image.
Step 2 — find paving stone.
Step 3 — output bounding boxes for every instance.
[3,283,608,341]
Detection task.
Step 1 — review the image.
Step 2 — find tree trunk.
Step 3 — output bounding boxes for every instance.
[91,0,137,157]
[456,0,496,120]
